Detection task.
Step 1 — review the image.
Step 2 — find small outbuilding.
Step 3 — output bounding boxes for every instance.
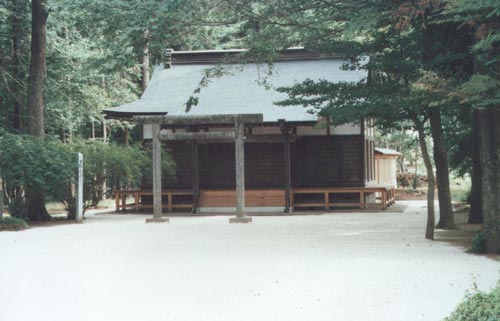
[374,148,401,188]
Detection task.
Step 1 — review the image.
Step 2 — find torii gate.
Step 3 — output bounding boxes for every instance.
[133,114,264,223]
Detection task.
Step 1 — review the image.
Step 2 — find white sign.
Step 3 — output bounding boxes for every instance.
[76,153,83,223]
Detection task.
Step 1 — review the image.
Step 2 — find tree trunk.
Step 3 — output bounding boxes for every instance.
[412,149,419,189]
[125,127,130,146]
[27,0,47,137]
[414,118,435,240]
[0,175,3,220]
[399,155,405,174]
[141,29,150,92]
[102,119,107,141]
[11,4,24,131]
[25,0,50,221]
[429,108,455,229]
[469,110,483,223]
[25,185,50,221]
[476,107,500,253]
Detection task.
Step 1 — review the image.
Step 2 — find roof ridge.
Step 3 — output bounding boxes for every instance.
[168,48,345,65]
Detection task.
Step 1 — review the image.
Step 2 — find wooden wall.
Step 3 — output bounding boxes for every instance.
[158,135,364,190]
[293,136,364,187]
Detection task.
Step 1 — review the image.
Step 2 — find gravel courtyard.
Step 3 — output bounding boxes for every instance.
[1,201,498,321]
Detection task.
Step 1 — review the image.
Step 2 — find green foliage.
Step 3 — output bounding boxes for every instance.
[0,216,29,231]
[471,232,487,254]
[61,139,175,218]
[224,0,499,185]
[0,131,174,219]
[461,188,472,204]
[445,0,500,70]
[0,131,75,219]
[7,198,25,219]
[444,281,500,321]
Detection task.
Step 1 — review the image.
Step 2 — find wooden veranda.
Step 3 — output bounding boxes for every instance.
[114,186,396,213]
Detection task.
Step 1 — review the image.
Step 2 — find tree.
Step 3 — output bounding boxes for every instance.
[27,0,47,137]
[413,117,436,239]
[475,107,500,252]
[211,0,500,238]
[445,0,500,251]
[0,0,30,132]
[24,0,51,221]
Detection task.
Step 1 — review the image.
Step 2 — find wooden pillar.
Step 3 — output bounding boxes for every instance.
[230,120,251,223]
[281,122,292,213]
[134,191,139,211]
[167,192,173,212]
[192,141,200,213]
[146,123,168,223]
[115,191,120,212]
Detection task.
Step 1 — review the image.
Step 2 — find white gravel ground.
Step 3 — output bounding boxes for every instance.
[1,201,498,321]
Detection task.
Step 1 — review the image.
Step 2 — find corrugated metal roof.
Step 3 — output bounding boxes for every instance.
[104,59,366,122]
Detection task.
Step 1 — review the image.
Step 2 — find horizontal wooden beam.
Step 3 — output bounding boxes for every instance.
[245,134,296,143]
[133,114,263,125]
[162,134,297,143]
[159,130,236,141]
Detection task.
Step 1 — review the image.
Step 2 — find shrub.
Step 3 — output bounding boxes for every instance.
[61,139,176,218]
[0,132,176,219]
[462,188,472,204]
[444,282,500,321]
[0,217,29,231]
[471,233,487,254]
[0,132,75,219]
[7,197,25,219]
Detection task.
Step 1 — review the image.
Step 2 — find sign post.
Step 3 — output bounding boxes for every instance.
[76,153,83,223]
[0,174,3,220]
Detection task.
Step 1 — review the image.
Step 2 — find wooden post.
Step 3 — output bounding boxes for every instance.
[381,191,387,210]
[280,121,292,213]
[192,141,200,213]
[284,138,292,212]
[167,193,173,212]
[146,123,168,223]
[230,120,251,223]
[115,191,120,212]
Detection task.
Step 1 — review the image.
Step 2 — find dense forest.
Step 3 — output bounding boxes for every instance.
[0,0,499,252]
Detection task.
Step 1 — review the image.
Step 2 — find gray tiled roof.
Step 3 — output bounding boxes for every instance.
[103,59,366,122]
